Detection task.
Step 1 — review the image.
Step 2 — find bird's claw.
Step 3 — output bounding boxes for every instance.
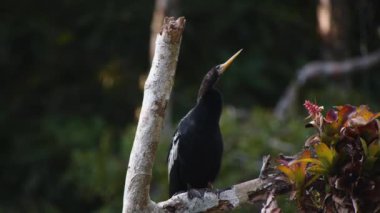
[205,187,221,195]
[187,189,203,200]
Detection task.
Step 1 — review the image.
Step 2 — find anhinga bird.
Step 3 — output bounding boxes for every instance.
[168,49,242,197]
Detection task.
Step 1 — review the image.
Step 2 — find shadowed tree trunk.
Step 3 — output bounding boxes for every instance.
[317,0,351,60]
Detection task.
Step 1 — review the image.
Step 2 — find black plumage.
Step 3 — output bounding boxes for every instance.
[168,50,242,197]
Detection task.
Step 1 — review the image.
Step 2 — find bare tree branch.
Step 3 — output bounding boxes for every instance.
[296,49,380,84]
[123,17,185,213]
[150,0,180,62]
[157,156,290,213]
[149,0,180,138]
[274,49,380,120]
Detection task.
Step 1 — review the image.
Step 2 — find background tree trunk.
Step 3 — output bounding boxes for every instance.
[317,0,351,60]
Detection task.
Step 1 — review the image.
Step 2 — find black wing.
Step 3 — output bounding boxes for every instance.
[167,129,187,196]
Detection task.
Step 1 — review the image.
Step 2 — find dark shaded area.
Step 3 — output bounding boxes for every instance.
[1,0,380,212]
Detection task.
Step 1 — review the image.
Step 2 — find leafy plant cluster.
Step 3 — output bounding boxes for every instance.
[278,101,380,212]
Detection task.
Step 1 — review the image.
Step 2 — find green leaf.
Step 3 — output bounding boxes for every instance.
[305,174,321,187]
[315,143,334,163]
[308,165,326,175]
[361,137,368,157]
[291,158,322,167]
[368,141,380,157]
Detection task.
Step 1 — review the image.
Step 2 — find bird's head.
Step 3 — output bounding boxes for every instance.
[197,49,242,101]
[215,49,243,76]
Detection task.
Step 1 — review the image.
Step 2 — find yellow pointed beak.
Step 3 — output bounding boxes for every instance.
[218,49,243,74]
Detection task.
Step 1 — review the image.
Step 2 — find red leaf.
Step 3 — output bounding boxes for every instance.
[325,109,337,123]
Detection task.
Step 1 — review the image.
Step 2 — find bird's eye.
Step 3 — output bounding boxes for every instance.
[215,65,222,74]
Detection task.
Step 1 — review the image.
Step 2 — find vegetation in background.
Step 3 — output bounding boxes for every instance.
[1,0,380,212]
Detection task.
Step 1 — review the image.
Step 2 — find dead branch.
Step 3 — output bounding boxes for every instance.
[122,17,185,213]
[150,0,180,62]
[274,49,380,120]
[157,156,290,213]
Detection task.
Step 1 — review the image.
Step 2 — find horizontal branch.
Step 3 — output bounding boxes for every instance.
[156,156,290,212]
[274,49,380,120]
[296,49,380,85]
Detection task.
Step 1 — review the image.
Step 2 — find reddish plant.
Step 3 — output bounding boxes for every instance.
[278,101,380,212]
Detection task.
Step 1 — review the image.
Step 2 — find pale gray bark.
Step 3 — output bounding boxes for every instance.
[157,156,290,213]
[123,17,185,213]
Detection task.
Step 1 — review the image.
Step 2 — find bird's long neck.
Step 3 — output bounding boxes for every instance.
[196,89,223,124]
[197,68,219,102]
[193,67,223,125]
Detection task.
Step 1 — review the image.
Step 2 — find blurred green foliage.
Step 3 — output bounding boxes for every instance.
[1,0,380,212]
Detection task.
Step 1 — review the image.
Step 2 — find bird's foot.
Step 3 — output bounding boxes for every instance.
[187,189,203,200]
[205,182,219,194]
[207,182,214,189]
[205,187,220,194]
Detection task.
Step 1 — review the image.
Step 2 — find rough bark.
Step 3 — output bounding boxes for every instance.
[157,156,290,213]
[274,49,380,120]
[123,17,185,213]
[150,0,180,62]
[149,0,180,136]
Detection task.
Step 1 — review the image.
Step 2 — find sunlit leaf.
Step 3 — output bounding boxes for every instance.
[335,105,356,127]
[278,165,296,182]
[308,165,326,174]
[314,142,335,174]
[294,166,305,188]
[346,105,380,127]
[299,150,311,171]
[291,158,322,167]
[277,151,311,186]
[315,143,334,163]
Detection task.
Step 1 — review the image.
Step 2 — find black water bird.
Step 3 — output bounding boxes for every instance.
[168,50,242,197]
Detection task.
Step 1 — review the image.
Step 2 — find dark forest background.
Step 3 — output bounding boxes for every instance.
[1,0,380,212]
